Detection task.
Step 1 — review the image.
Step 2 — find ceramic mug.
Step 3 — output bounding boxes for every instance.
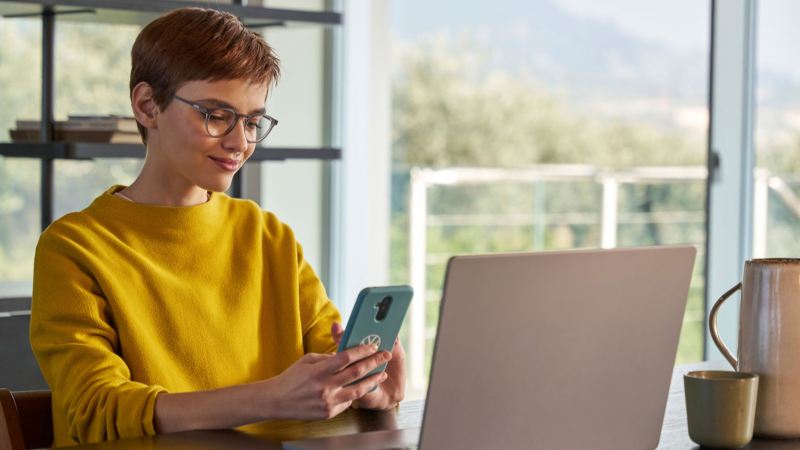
[684,370,758,448]
[709,258,800,437]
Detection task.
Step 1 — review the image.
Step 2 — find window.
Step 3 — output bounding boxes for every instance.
[390,0,711,398]
[258,19,333,283]
[52,20,142,219]
[754,0,800,257]
[0,16,41,298]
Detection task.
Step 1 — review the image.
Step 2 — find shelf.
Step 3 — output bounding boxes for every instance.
[0,142,341,161]
[0,297,31,314]
[0,0,341,237]
[0,0,340,27]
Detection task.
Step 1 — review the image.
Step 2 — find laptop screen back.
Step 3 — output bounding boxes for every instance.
[419,246,696,450]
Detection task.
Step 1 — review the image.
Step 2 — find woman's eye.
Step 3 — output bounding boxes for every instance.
[246,121,261,129]
[210,115,227,122]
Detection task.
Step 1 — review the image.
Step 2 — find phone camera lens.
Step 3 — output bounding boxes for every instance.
[375,296,393,321]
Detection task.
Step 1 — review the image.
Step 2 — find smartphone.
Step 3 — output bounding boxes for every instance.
[338,285,413,379]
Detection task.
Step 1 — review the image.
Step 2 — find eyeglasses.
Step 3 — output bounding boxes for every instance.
[172,95,278,144]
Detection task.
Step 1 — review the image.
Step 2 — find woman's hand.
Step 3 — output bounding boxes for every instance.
[154,343,392,432]
[261,342,392,420]
[331,322,406,410]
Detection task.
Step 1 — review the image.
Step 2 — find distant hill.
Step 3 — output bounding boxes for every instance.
[391,0,800,126]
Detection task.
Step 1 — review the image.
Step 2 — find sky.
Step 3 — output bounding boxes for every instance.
[391,0,800,80]
[757,0,800,78]
[391,0,708,53]
[553,0,708,52]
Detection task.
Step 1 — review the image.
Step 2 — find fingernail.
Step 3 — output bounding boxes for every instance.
[371,344,379,352]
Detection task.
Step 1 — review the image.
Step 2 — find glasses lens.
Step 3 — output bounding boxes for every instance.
[206,109,237,137]
[204,108,274,142]
[245,115,271,142]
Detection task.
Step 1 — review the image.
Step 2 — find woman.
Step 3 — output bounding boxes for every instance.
[30,7,405,447]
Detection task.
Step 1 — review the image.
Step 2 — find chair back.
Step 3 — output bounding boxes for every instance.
[0,389,53,450]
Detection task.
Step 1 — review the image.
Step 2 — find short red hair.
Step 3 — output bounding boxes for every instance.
[130,7,281,142]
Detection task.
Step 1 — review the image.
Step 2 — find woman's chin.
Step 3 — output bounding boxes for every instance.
[196,176,232,194]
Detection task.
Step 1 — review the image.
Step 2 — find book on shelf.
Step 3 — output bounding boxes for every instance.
[9,115,141,144]
[14,115,139,133]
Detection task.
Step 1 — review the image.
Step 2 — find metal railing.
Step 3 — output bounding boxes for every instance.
[405,165,800,394]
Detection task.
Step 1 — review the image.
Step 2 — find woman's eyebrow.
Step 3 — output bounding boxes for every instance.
[197,97,267,114]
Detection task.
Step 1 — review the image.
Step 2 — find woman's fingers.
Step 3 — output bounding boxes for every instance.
[331,350,392,386]
[334,371,388,404]
[326,343,380,373]
[331,323,344,345]
[284,343,394,419]
[301,352,331,364]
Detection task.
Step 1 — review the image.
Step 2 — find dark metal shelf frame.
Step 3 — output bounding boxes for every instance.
[0,0,342,303]
[0,142,341,161]
[0,0,341,26]
[0,0,342,232]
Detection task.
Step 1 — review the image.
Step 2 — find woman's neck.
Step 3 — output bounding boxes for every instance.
[116,149,213,206]
[117,181,210,206]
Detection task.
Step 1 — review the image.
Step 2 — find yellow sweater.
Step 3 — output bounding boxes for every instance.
[30,185,341,447]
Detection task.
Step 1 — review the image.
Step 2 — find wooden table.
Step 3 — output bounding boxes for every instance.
[53,401,424,449]
[54,362,800,449]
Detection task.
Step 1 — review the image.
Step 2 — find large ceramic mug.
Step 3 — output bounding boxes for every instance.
[709,258,800,438]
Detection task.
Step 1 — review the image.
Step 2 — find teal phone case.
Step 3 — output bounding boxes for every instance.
[338,285,413,378]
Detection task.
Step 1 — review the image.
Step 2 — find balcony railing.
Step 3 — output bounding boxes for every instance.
[405,165,800,395]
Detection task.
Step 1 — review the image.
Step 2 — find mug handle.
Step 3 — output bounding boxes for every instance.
[709,282,742,369]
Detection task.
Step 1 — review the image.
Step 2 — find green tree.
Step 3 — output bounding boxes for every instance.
[392,40,705,170]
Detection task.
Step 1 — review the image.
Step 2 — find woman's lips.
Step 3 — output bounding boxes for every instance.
[209,156,240,172]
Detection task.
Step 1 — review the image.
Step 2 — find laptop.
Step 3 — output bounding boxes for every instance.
[285,245,696,450]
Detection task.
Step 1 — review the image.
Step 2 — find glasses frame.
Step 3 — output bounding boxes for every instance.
[172,94,278,144]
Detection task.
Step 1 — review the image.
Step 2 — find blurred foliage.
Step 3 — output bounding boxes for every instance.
[760,135,800,174]
[392,40,705,169]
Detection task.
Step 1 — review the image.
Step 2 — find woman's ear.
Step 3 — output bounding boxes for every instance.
[131,81,160,130]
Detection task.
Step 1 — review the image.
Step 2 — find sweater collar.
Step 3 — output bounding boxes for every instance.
[87,185,229,239]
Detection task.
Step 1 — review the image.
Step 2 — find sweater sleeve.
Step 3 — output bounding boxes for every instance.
[296,242,342,355]
[29,228,167,445]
